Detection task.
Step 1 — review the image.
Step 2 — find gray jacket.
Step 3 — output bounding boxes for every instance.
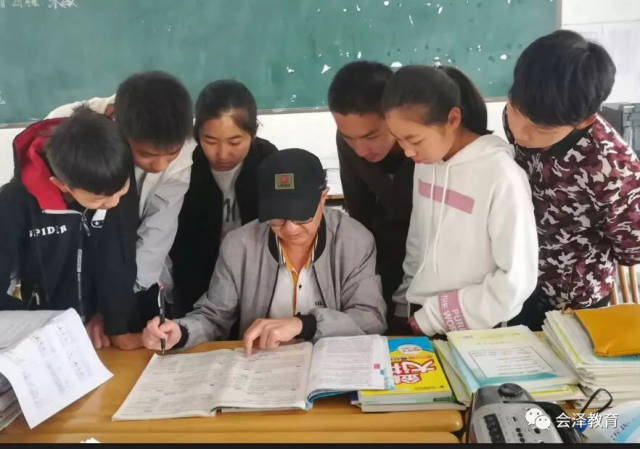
[176,208,387,347]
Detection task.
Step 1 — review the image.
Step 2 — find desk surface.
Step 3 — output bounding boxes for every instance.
[0,341,462,443]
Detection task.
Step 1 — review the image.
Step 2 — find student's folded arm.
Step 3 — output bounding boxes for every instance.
[597,155,640,266]
[310,232,387,340]
[337,137,376,229]
[414,172,539,335]
[0,183,26,308]
[392,172,422,317]
[174,243,239,349]
[135,167,190,292]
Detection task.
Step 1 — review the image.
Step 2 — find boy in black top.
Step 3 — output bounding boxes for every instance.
[328,61,414,326]
[0,107,140,349]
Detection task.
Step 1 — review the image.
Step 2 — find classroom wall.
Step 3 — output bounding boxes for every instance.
[1,0,638,185]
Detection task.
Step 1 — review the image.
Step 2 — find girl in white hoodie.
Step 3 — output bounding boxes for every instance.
[382,65,538,336]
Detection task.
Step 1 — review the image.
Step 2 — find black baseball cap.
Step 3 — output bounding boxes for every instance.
[257,148,327,222]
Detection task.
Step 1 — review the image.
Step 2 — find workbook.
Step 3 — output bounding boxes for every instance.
[433,339,584,406]
[447,325,576,391]
[355,336,463,411]
[113,335,392,421]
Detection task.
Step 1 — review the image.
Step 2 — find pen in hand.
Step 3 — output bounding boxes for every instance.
[157,284,166,355]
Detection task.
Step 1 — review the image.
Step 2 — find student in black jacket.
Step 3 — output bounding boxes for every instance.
[328,61,414,326]
[0,107,140,349]
[167,80,278,317]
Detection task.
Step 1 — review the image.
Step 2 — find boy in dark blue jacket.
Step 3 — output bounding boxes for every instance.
[0,107,140,349]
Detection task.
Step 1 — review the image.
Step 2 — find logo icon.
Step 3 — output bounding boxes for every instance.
[397,344,423,355]
[525,407,552,430]
[275,173,294,190]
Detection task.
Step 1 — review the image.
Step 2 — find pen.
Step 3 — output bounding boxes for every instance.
[157,284,166,355]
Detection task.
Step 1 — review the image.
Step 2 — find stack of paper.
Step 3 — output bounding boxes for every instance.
[433,325,584,406]
[354,337,464,412]
[543,310,640,408]
[0,309,113,428]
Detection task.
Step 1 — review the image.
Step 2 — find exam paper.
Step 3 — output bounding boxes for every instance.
[0,310,61,350]
[0,308,113,428]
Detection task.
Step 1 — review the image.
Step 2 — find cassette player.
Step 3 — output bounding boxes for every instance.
[468,383,582,444]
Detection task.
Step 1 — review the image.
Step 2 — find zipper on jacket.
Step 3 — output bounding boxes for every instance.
[28,284,40,308]
[312,266,328,308]
[40,208,87,319]
[75,209,90,321]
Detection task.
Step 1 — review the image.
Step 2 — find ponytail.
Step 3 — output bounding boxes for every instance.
[441,66,490,135]
[382,65,490,135]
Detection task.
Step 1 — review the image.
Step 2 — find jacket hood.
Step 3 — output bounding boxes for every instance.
[438,134,513,167]
[13,118,67,211]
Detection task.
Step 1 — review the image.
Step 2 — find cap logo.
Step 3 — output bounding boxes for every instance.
[275,173,294,190]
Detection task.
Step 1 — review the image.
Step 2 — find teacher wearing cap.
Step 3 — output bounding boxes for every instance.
[142,148,387,356]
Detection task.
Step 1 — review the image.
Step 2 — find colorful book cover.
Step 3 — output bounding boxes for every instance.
[359,337,451,399]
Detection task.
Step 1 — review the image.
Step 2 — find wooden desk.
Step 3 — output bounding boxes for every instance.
[0,341,462,443]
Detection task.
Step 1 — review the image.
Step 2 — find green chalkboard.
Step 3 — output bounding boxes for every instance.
[0,0,557,124]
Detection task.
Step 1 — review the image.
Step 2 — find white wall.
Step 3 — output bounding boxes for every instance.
[1,0,638,186]
[562,0,640,104]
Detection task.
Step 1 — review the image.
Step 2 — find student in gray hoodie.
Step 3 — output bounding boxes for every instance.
[142,148,387,356]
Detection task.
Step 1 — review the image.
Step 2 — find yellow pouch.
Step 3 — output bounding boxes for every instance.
[575,304,640,357]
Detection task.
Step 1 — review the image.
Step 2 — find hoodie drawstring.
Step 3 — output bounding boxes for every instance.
[432,164,451,277]
[416,165,437,277]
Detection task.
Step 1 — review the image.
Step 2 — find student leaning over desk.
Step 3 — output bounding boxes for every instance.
[383,65,539,337]
[0,107,140,347]
[503,30,640,330]
[165,80,278,319]
[46,71,195,348]
[143,148,387,356]
[328,61,414,325]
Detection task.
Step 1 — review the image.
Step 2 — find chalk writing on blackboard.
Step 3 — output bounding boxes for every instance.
[49,0,77,9]
[0,0,76,7]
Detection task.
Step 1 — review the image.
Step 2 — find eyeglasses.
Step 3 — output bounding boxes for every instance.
[269,217,314,227]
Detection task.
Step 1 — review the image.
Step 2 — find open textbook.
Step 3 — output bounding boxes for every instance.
[0,309,113,428]
[113,335,392,421]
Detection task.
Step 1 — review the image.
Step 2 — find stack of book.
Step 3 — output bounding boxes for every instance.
[353,336,464,412]
[543,310,640,408]
[0,376,21,431]
[433,325,584,406]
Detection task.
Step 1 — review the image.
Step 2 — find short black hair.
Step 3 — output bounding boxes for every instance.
[46,106,132,195]
[509,30,616,126]
[194,80,258,143]
[328,61,393,115]
[382,65,490,136]
[115,71,193,150]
